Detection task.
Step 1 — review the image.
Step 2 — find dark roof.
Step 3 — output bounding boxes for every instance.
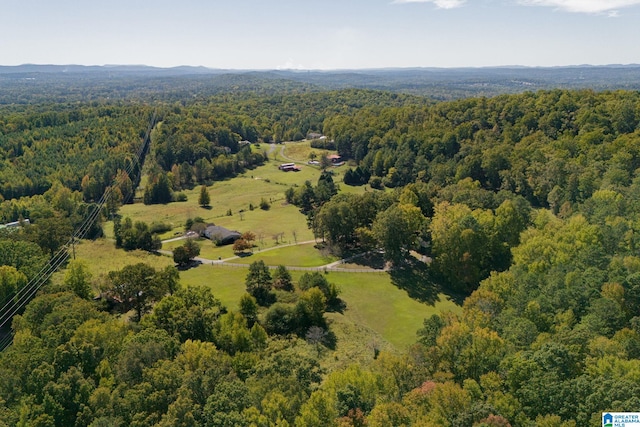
[204,225,241,244]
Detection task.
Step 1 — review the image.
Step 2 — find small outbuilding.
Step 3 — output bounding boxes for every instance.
[279,163,301,172]
[327,154,342,164]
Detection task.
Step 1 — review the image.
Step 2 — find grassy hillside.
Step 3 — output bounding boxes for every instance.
[65,238,459,350]
[75,145,450,352]
[179,264,459,349]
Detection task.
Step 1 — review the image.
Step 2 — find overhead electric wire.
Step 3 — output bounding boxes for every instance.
[0,111,156,351]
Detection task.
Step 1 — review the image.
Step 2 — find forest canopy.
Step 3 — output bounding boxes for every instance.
[1,85,640,426]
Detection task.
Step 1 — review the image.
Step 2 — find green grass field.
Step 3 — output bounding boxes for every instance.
[280,140,322,162]
[327,271,460,349]
[116,148,369,243]
[179,263,460,350]
[54,239,174,292]
[84,148,461,352]
[118,161,319,243]
[62,238,460,350]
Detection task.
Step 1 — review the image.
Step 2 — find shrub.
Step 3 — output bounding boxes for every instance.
[259,198,270,210]
[150,222,172,234]
[368,176,384,190]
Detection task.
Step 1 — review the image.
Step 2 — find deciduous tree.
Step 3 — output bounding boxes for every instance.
[105,263,168,321]
[245,260,273,306]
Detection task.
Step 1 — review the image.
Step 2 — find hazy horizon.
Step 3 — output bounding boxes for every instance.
[3,63,640,72]
[2,0,639,70]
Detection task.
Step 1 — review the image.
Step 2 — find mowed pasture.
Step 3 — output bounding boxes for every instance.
[117,142,359,245]
[71,142,459,351]
[181,264,460,349]
[56,239,174,287]
[119,158,319,243]
[66,236,460,349]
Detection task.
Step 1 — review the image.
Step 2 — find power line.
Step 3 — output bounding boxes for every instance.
[0,111,156,352]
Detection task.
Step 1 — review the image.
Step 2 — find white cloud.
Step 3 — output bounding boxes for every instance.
[393,0,466,9]
[520,0,640,14]
[394,0,640,13]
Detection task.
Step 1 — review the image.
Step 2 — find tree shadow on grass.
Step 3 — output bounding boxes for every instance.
[236,252,253,258]
[389,257,466,306]
[343,250,386,270]
[326,298,346,314]
[176,260,203,271]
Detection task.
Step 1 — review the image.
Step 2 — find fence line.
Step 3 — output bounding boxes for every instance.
[206,262,385,274]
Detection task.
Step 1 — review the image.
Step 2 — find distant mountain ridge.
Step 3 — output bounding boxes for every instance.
[0,64,227,75]
[2,63,640,102]
[1,63,639,74]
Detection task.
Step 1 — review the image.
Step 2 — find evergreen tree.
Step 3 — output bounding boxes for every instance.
[198,185,211,207]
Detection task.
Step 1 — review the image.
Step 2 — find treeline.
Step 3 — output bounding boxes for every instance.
[0,89,426,205]
[140,90,425,201]
[330,90,640,210]
[0,103,152,203]
[0,259,344,427]
[1,88,640,425]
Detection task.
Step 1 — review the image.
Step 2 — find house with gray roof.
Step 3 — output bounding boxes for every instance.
[204,225,241,245]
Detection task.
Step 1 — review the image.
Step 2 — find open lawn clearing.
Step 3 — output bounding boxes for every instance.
[188,264,460,349]
[334,263,378,271]
[117,165,317,246]
[55,239,174,291]
[281,140,326,162]
[319,313,398,372]
[231,241,337,267]
[60,241,461,350]
[338,183,379,195]
[326,271,460,349]
[178,264,249,311]
[117,154,367,243]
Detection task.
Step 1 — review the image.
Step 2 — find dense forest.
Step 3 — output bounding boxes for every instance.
[1,83,640,426]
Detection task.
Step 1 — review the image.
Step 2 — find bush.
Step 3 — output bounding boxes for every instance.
[259,198,270,210]
[175,192,188,202]
[185,217,206,232]
[150,222,172,234]
[264,303,298,335]
[298,272,340,307]
[368,176,384,190]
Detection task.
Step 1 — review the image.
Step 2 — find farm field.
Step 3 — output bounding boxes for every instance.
[120,168,314,241]
[180,264,459,349]
[62,238,459,350]
[73,140,459,353]
[117,142,364,245]
[54,238,174,290]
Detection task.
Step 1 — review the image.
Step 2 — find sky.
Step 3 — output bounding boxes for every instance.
[1,0,639,69]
